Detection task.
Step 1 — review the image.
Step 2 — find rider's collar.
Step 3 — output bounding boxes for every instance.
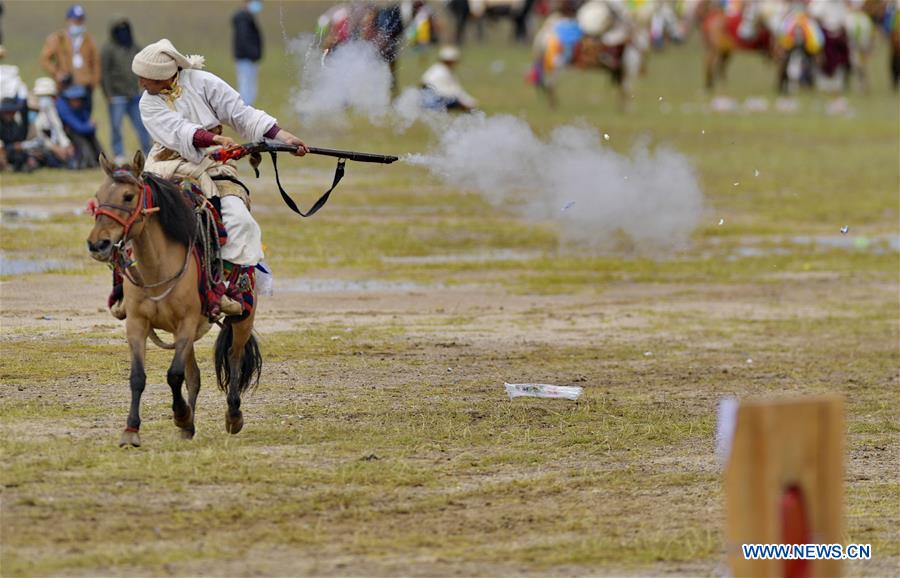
[159,72,182,105]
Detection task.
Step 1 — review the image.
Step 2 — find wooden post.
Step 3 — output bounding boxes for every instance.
[724,396,845,578]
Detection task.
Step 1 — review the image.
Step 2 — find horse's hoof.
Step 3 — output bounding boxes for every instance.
[173,405,193,430]
[179,426,195,440]
[119,430,141,447]
[225,412,244,434]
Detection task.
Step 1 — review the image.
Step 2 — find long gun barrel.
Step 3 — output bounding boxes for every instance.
[207,140,399,218]
[211,141,399,164]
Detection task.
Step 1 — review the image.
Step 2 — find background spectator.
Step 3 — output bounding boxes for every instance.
[57,83,102,169]
[40,4,100,112]
[101,15,149,164]
[420,45,478,111]
[232,0,263,106]
[28,77,75,168]
[0,54,29,103]
[0,96,37,172]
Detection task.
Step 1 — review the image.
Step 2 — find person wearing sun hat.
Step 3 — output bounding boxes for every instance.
[420,45,478,111]
[28,77,75,167]
[104,38,308,318]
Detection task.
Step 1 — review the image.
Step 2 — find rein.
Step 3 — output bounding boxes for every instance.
[95,170,193,302]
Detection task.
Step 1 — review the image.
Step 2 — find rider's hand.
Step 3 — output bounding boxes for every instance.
[275,130,309,156]
[212,134,238,149]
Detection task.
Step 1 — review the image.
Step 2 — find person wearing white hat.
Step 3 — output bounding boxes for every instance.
[29,77,75,167]
[420,45,478,111]
[106,38,307,318]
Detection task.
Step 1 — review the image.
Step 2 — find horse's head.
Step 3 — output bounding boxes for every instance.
[86,150,147,262]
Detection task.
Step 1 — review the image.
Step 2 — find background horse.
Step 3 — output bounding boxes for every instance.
[698,0,823,93]
[447,0,539,44]
[86,150,261,447]
[529,0,641,109]
[862,0,900,90]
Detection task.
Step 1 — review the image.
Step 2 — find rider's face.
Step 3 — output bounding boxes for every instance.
[139,75,175,95]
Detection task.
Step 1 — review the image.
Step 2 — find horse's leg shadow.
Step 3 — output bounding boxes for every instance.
[215,310,261,435]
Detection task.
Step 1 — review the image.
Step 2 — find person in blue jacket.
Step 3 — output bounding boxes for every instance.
[56,83,103,168]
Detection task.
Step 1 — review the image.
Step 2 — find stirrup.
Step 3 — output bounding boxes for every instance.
[110,300,127,320]
[220,295,243,317]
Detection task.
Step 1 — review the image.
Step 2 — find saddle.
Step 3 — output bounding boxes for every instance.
[179,181,256,321]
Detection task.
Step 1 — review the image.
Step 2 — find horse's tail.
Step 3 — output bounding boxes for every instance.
[149,329,176,350]
[214,320,262,394]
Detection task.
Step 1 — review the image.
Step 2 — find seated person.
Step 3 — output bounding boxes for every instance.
[27,77,76,168]
[420,46,477,112]
[0,97,39,172]
[56,84,103,168]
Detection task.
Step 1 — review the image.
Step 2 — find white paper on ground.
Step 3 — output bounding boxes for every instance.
[504,383,583,401]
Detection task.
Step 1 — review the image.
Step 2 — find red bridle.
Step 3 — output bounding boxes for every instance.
[92,170,159,240]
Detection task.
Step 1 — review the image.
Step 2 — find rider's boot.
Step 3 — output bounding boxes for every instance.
[108,276,126,320]
[219,295,243,316]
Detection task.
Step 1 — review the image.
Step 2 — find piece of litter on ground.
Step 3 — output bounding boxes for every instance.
[643,351,653,357]
[754,169,760,177]
[746,358,753,364]
[658,96,663,101]
[718,218,725,226]
[505,383,582,401]
[701,129,706,135]
[840,226,849,234]
[716,396,740,467]
[733,182,740,187]
[561,200,576,212]
[603,133,610,141]
[447,367,453,372]
[330,336,341,340]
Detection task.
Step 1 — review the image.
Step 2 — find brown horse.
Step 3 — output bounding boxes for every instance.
[86,150,261,447]
[696,0,818,93]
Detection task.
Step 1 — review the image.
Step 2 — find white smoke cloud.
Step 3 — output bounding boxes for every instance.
[290,38,393,128]
[287,37,703,251]
[406,114,704,252]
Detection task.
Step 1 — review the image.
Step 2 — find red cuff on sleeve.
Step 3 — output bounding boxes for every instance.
[193,128,218,148]
[264,124,281,139]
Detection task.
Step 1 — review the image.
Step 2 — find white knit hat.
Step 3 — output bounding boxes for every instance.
[131,39,205,80]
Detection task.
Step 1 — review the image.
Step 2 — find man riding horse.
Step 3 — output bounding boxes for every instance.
[107,39,308,318]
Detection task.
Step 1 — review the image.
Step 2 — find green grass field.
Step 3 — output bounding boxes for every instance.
[1,1,898,576]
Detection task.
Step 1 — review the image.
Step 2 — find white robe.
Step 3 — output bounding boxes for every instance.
[138,69,275,266]
[421,63,477,109]
[139,69,276,164]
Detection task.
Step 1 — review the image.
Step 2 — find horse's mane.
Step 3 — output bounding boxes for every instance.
[110,170,196,246]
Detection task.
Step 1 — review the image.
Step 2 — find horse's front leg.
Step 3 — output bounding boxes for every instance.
[184,347,201,421]
[121,318,149,447]
[168,331,196,439]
